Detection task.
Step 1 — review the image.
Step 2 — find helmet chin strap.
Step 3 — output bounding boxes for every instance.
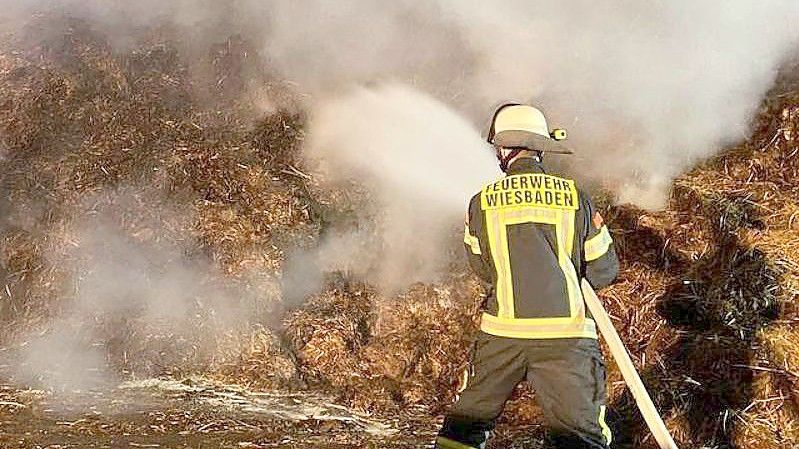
[497,148,523,173]
[498,148,545,173]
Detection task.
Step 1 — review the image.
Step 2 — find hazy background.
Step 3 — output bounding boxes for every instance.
[3,1,797,206]
[8,191,278,390]
[1,1,799,389]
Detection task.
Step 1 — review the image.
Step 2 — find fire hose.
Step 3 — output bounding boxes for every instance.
[581,279,679,449]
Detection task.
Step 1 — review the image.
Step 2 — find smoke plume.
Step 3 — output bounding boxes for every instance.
[4,2,798,195]
[10,192,279,391]
[301,84,499,292]
[1,2,798,291]
[263,0,799,208]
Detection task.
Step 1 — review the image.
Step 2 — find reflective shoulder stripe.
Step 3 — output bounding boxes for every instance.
[464,224,481,255]
[435,436,479,449]
[584,225,613,262]
[599,405,613,445]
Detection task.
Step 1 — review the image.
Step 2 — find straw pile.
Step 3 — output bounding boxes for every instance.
[283,75,799,448]
[284,276,484,413]
[0,17,308,385]
[0,15,798,449]
[594,86,799,448]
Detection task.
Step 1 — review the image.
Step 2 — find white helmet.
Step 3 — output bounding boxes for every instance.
[487,103,572,154]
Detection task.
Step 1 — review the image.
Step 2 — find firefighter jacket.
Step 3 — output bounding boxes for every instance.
[464,157,619,340]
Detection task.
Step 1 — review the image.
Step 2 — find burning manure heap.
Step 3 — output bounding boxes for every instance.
[0,15,798,449]
[594,85,799,448]
[0,18,306,389]
[285,83,799,447]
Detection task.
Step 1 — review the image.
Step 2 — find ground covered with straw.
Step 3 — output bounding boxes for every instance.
[1,16,798,449]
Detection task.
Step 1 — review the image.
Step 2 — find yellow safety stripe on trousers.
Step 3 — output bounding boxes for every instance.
[435,436,479,449]
[585,225,612,262]
[457,368,470,393]
[455,367,470,402]
[480,313,598,339]
[464,225,481,255]
[599,405,613,445]
[485,207,585,320]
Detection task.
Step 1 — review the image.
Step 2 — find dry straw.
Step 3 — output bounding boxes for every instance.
[0,15,797,449]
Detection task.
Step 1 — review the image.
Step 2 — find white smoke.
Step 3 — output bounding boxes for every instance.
[278,1,799,289]
[263,0,799,207]
[4,2,797,189]
[2,0,798,289]
[10,194,280,391]
[303,83,499,291]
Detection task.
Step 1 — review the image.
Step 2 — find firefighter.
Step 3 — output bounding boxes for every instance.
[435,104,620,449]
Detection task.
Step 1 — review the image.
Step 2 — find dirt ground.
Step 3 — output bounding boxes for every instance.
[0,377,437,449]
[0,376,548,448]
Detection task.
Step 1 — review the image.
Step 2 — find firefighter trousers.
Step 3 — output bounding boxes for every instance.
[435,333,611,449]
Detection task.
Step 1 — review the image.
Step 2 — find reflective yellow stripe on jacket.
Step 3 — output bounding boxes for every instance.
[479,194,597,340]
[585,225,612,261]
[464,225,481,255]
[480,313,598,340]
